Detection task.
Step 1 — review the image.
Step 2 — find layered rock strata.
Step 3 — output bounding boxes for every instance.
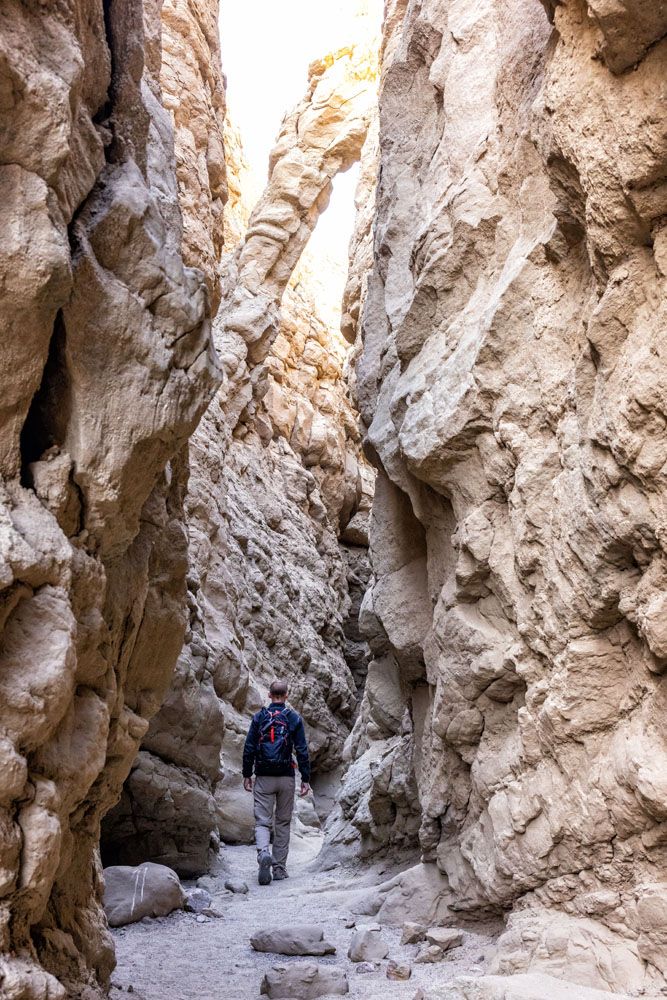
[347,0,667,995]
[103,44,378,864]
[0,1,221,996]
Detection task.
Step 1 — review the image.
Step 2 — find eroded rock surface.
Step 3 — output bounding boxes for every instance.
[345,0,667,995]
[0,0,220,996]
[161,0,227,311]
[103,42,378,868]
[437,974,631,1000]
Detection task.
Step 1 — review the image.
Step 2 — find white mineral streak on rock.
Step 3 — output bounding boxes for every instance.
[344,0,667,995]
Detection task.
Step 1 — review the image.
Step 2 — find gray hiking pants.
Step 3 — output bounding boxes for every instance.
[253,774,295,870]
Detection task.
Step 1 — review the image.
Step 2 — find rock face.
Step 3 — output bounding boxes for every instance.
[0,0,220,997]
[98,0,228,880]
[160,0,227,311]
[103,42,378,866]
[437,974,631,1000]
[348,0,667,996]
[218,43,378,423]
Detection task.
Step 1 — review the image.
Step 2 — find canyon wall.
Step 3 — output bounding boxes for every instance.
[348,0,667,995]
[102,43,378,871]
[0,1,222,997]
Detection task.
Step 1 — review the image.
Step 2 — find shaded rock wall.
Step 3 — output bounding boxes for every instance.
[103,43,378,866]
[100,0,229,879]
[348,0,667,995]
[0,0,220,997]
[161,0,228,312]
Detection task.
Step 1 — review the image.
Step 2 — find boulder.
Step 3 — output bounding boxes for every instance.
[348,926,390,962]
[103,863,185,927]
[260,962,349,998]
[251,925,336,957]
[373,864,452,926]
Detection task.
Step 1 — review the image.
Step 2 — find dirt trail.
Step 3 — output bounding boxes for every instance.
[110,833,496,1000]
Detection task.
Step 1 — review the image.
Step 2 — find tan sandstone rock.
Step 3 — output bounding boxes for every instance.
[106,39,380,865]
[432,973,632,1000]
[103,862,186,926]
[342,0,667,995]
[251,925,337,957]
[261,962,350,999]
[0,0,220,995]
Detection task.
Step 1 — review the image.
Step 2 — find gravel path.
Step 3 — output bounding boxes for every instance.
[110,835,496,1000]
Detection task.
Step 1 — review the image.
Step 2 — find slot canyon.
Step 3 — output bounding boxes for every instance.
[1,1,666,998]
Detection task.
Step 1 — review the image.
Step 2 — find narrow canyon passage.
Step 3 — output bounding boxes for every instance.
[2,1,667,1000]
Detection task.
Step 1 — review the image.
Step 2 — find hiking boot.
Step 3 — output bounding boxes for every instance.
[272,867,289,881]
[258,849,273,886]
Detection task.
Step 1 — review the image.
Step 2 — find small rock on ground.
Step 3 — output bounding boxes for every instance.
[224,878,249,894]
[415,944,446,964]
[425,927,463,951]
[387,960,412,980]
[186,887,212,913]
[260,961,349,999]
[401,922,426,945]
[196,875,219,892]
[251,925,336,956]
[348,926,390,963]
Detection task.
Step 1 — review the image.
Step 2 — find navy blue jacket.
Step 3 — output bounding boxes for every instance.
[242,703,311,783]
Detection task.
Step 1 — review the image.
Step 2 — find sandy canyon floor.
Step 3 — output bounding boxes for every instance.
[109,836,497,1000]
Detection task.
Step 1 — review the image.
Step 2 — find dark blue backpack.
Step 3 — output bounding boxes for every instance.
[257,706,293,768]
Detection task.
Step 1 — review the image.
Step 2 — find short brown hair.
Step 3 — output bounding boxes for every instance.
[269,679,289,699]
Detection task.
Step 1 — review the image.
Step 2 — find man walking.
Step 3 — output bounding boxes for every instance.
[242,679,311,885]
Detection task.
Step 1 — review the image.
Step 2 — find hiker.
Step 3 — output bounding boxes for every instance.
[242,679,311,885]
